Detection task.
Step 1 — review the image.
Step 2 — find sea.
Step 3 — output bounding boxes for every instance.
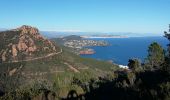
[80,36,169,66]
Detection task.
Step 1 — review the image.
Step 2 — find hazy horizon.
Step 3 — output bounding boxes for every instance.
[0,26,164,36]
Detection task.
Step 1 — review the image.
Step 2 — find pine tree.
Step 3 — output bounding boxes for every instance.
[164,24,170,72]
[128,58,142,72]
[146,42,165,69]
[164,24,170,56]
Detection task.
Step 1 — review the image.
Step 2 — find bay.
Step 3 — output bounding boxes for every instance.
[80,36,169,65]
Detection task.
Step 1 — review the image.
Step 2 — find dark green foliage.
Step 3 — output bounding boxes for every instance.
[0,45,117,99]
[0,86,56,100]
[163,57,170,73]
[164,25,170,73]
[164,31,170,57]
[128,58,142,72]
[64,70,170,100]
[146,42,165,69]
[0,31,20,47]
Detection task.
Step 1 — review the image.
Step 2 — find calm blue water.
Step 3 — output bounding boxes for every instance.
[80,37,169,65]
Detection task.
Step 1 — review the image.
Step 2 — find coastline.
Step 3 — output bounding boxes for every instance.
[80,36,168,65]
[81,36,129,39]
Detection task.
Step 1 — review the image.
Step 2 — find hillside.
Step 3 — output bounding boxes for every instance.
[0,46,118,98]
[0,25,169,100]
[0,26,118,99]
[51,35,82,45]
[0,25,58,63]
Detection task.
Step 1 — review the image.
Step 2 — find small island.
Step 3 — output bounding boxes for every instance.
[79,49,95,55]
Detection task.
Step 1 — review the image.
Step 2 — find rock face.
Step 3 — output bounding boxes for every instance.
[17,25,39,34]
[12,45,18,57]
[0,25,57,62]
[15,25,44,40]
[2,51,6,61]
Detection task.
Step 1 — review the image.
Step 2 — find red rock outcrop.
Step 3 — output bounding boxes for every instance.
[16,25,44,40]
[0,25,57,62]
[17,25,39,35]
[12,45,18,57]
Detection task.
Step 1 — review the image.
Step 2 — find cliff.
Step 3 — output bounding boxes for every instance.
[0,25,57,62]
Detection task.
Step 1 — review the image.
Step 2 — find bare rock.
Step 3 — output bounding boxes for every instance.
[43,47,49,51]
[9,68,17,76]
[18,25,39,35]
[28,46,37,52]
[17,42,28,51]
[2,51,6,61]
[12,45,18,57]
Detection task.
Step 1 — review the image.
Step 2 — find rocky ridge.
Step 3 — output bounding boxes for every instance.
[0,25,57,62]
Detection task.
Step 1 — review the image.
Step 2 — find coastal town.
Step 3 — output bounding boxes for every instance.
[62,37,109,55]
[64,39,108,49]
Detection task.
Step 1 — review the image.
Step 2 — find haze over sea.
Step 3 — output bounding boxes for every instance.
[81,36,168,65]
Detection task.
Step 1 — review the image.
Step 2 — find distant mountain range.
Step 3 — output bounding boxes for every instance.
[0,28,7,31]
[41,31,163,39]
[0,28,163,39]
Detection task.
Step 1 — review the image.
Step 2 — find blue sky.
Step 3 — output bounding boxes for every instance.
[0,0,170,34]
